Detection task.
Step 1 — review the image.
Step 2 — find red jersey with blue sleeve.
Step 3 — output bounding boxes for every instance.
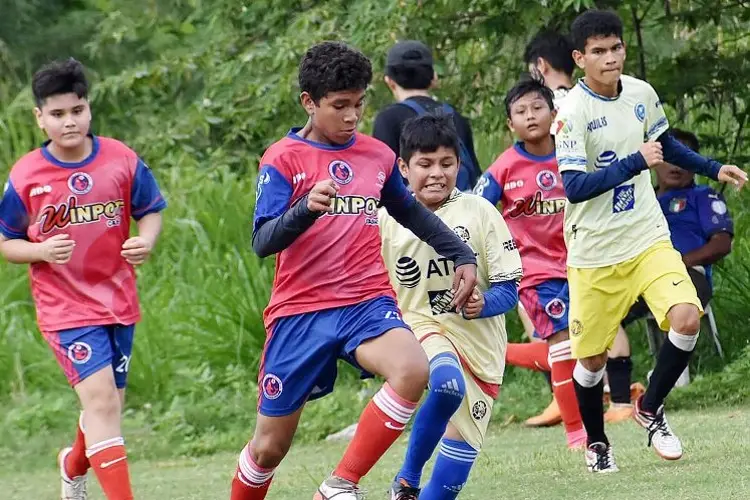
[474,142,567,290]
[255,129,412,328]
[0,136,167,331]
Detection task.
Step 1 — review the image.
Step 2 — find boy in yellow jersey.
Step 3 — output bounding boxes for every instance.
[556,10,747,473]
[380,114,522,499]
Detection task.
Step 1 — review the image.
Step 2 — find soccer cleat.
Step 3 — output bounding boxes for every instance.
[585,442,619,473]
[633,396,683,460]
[58,447,88,500]
[524,397,562,427]
[313,476,366,499]
[390,478,421,499]
[604,403,634,423]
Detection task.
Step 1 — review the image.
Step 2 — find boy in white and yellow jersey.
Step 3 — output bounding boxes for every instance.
[556,9,747,473]
[380,114,522,499]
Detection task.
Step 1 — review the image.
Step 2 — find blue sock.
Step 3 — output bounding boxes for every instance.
[420,438,478,499]
[397,353,465,487]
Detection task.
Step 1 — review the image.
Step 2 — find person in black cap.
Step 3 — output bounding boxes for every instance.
[373,40,482,191]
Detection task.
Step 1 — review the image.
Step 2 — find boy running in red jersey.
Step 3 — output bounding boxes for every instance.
[474,78,586,449]
[230,42,477,500]
[0,59,166,500]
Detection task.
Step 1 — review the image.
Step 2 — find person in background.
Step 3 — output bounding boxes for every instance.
[373,40,482,191]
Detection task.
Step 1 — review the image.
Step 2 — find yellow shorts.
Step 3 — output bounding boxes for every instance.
[421,334,494,451]
[568,240,703,359]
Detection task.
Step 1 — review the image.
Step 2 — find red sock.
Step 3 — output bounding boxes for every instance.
[506,342,550,372]
[87,438,134,500]
[333,383,417,484]
[64,414,89,478]
[231,444,275,500]
[549,341,586,444]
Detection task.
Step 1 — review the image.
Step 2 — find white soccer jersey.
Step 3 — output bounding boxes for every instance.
[555,75,672,268]
[379,190,523,384]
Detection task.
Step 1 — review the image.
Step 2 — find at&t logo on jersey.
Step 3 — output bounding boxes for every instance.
[67,172,94,195]
[328,160,354,185]
[536,170,557,191]
[595,151,618,169]
[396,256,421,288]
[508,192,565,218]
[39,196,125,233]
[262,373,283,400]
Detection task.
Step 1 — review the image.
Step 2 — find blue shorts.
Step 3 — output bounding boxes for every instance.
[42,324,135,388]
[258,296,409,417]
[519,279,570,340]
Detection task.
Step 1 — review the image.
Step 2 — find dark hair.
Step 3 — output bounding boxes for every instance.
[32,58,89,107]
[385,64,434,90]
[524,30,576,77]
[570,10,623,53]
[298,42,372,103]
[400,114,459,164]
[671,128,700,152]
[504,78,555,117]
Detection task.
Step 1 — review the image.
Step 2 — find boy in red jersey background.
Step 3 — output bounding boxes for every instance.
[230,42,477,500]
[474,79,586,449]
[0,59,166,500]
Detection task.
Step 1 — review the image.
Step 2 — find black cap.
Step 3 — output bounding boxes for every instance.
[386,40,433,68]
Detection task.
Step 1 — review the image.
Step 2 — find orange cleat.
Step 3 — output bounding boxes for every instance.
[524,397,562,427]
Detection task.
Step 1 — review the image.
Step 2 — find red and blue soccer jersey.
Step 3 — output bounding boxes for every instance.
[254,129,411,329]
[0,136,167,332]
[474,142,567,291]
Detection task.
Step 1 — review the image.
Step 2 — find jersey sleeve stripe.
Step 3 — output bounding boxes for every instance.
[647,117,669,139]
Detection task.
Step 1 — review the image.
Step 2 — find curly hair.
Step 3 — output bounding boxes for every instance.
[32,58,89,107]
[524,30,576,77]
[504,77,555,117]
[400,114,459,164]
[570,10,623,53]
[298,42,372,102]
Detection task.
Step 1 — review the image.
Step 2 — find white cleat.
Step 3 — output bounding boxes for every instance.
[585,442,619,473]
[313,475,366,499]
[633,396,683,460]
[58,447,88,500]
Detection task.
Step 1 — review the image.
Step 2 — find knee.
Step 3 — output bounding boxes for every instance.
[390,350,429,396]
[428,354,466,411]
[83,385,121,420]
[249,435,290,469]
[669,305,700,334]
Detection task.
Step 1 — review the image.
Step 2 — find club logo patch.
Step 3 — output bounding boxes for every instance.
[262,373,283,400]
[328,160,354,185]
[536,170,557,191]
[67,172,93,195]
[711,200,727,215]
[471,401,488,421]
[545,298,567,319]
[396,256,421,288]
[67,342,92,365]
[453,226,470,243]
[634,103,646,122]
[669,198,687,213]
[570,319,583,337]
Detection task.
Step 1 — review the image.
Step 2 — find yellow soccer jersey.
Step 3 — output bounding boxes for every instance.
[379,190,523,384]
[555,75,672,268]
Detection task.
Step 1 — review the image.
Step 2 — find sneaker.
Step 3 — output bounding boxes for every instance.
[604,403,633,424]
[313,476,366,499]
[58,447,88,500]
[633,396,683,460]
[390,478,420,499]
[585,442,619,473]
[524,397,562,427]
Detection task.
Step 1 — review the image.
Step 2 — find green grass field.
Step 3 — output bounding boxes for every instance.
[3,405,749,500]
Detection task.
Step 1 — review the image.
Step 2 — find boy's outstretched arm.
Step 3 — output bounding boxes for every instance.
[658,132,747,188]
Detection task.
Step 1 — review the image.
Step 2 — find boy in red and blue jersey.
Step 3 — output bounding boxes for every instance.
[0,59,166,499]
[474,78,586,449]
[230,42,477,500]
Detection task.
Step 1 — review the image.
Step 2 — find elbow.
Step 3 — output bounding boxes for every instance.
[251,232,270,259]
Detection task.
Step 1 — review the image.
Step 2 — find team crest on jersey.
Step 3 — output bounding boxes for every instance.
[67,342,92,365]
[595,151,618,169]
[555,119,573,135]
[39,196,125,233]
[471,401,488,420]
[453,226,470,243]
[67,172,93,195]
[545,298,567,319]
[536,170,557,191]
[328,160,354,185]
[634,103,647,122]
[669,198,687,213]
[262,374,283,400]
[711,200,727,215]
[570,319,583,337]
[396,256,421,288]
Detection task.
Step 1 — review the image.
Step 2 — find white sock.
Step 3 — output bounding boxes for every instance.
[669,328,699,352]
[573,362,606,388]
